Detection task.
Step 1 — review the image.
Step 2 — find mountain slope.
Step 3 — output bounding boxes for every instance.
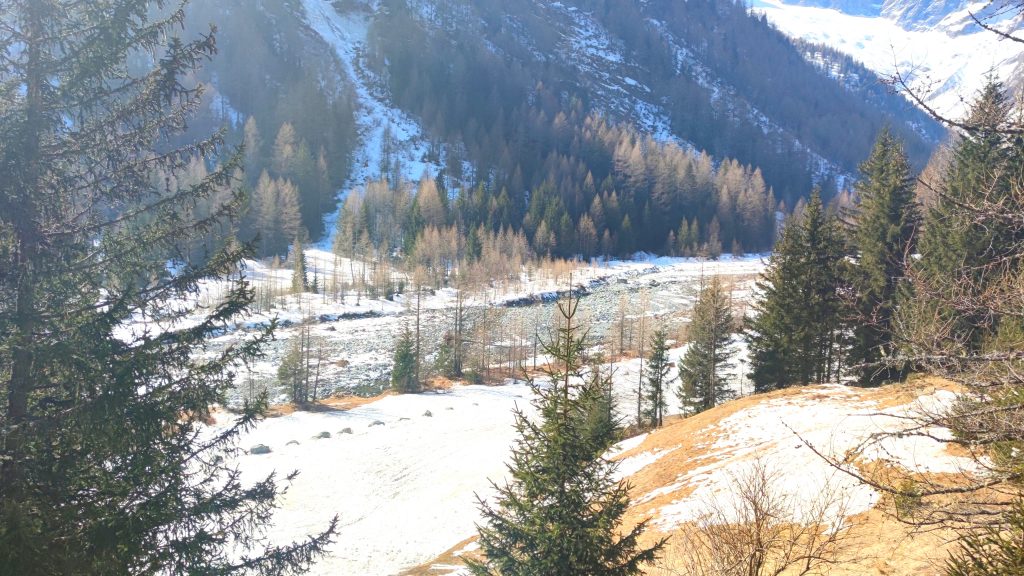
[179,0,941,255]
[754,0,1024,119]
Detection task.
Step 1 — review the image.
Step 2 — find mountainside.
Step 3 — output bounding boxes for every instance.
[179,0,940,257]
[754,0,1024,119]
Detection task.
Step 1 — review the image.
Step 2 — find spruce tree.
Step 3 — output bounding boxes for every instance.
[914,80,1024,351]
[0,1,334,573]
[467,292,665,575]
[679,275,736,414]
[643,329,672,428]
[391,326,418,393]
[746,192,846,392]
[846,127,919,385]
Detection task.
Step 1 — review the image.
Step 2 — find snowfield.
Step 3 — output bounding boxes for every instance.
[224,378,971,575]
[626,383,975,532]
[229,383,533,575]
[752,0,1023,119]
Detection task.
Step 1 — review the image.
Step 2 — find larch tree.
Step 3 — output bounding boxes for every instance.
[467,291,665,575]
[679,275,736,414]
[0,1,335,573]
[291,237,308,294]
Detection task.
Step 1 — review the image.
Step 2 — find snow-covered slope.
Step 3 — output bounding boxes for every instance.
[246,377,971,575]
[754,0,1024,119]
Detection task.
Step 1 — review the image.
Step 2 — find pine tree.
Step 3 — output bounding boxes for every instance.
[643,329,673,428]
[847,127,919,385]
[679,275,736,414]
[0,2,334,573]
[580,359,619,456]
[946,499,1024,576]
[914,80,1024,351]
[467,292,665,575]
[392,326,418,393]
[746,192,846,392]
[291,237,308,294]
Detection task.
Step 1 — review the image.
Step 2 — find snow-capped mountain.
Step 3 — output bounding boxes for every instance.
[754,0,1024,119]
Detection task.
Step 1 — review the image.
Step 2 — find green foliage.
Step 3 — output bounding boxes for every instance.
[467,293,665,575]
[435,331,458,379]
[746,192,847,392]
[0,1,334,572]
[846,126,919,385]
[391,326,419,393]
[642,329,673,428]
[947,500,1024,576]
[679,275,736,414]
[914,80,1024,352]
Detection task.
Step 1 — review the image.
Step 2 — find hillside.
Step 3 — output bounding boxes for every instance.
[174,0,940,259]
[410,378,972,575]
[227,371,973,575]
[754,0,1024,119]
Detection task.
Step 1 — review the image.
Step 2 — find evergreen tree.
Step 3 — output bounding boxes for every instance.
[579,359,619,456]
[914,80,1024,351]
[642,329,672,428]
[746,192,846,392]
[0,1,334,573]
[946,499,1024,576]
[291,237,308,294]
[679,275,736,414]
[279,324,315,404]
[467,293,665,575]
[846,127,919,385]
[391,326,419,393]
[435,332,457,379]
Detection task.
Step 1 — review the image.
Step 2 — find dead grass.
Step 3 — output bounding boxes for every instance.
[398,536,481,576]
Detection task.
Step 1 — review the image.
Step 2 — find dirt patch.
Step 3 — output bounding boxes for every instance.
[264,391,393,417]
[398,536,480,575]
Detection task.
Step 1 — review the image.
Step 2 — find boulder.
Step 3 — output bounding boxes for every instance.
[250,444,271,455]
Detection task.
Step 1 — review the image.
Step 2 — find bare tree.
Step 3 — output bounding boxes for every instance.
[660,460,855,576]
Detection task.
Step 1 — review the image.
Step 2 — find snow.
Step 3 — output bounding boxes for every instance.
[230,383,534,576]
[298,0,441,247]
[630,384,976,531]
[752,0,1024,119]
